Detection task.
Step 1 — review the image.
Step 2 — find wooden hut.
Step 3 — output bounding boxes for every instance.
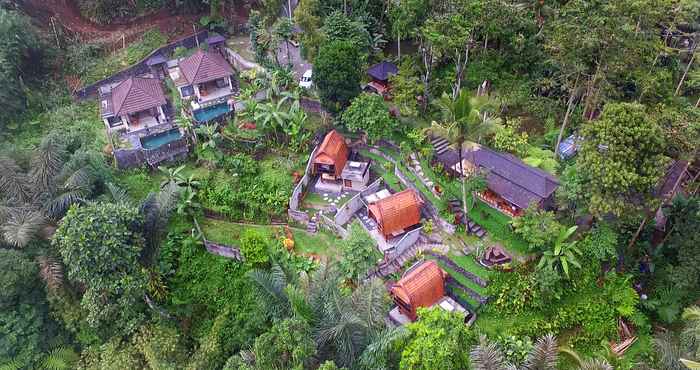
[368,189,423,239]
[390,260,446,321]
[312,130,349,181]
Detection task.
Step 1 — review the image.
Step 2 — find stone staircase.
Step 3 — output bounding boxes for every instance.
[307,215,318,233]
[431,136,451,156]
[365,242,448,280]
[448,199,487,239]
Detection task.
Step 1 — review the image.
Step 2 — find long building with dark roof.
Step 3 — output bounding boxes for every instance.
[435,141,559,216]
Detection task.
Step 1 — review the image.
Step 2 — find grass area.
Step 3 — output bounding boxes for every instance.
[227,34,255,62]
[447,252,493,281]
[200,218,340,258]
[435,259,487,295]
[447,283,480,310]
[84,29,168,85]
[359,149,404,190]
[114,161,211,201]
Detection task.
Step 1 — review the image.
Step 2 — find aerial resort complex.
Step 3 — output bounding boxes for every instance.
[1,0,699,369]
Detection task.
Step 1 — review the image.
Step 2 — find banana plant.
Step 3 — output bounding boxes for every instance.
[537,225,582,279]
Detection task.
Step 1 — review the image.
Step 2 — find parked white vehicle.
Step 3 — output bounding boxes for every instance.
[299,69,313,89]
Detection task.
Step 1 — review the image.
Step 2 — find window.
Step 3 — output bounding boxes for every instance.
[180,85,194,97]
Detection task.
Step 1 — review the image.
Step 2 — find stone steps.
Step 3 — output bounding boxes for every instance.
[307,216,318,233]
[448,198,488,239]
[431,137,450,155]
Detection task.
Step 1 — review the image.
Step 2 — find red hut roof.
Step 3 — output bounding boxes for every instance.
[313,130,349,177]
[368,189,423,238]
[391,260,446,320]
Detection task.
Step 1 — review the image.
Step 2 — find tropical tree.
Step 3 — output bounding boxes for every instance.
[338,221,381,285]
[195,124,222,150]
[342,93,396,142]
[537,226,582,279]
[273,18,294,68]
[428,90,501,233]
[314,40,362,113]
[247,262,390,367]
[52,202,148,336]
[576,102,668,218]
[469,334,588,370]
[0,136,106,248]
[254,99,290,143]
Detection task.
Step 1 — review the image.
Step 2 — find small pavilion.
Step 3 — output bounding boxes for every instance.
[390,260,446,321]
[368,189,423,239]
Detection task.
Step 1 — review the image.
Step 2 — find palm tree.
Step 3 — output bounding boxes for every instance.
[0,136,95,248]
[428,90,501,233]
[41,346,79,370]
[470,334,608,370]
[537,226,582,279]
[175,116,197,145]
[247,261,389,368]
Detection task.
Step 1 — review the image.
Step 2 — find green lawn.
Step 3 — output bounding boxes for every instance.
[447,252,493,281]
[436,260,487,295]
[114,162,211,201]
[200,218,340,258]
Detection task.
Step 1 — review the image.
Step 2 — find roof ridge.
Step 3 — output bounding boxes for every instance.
[473,146,559,184]
[191,49,206,84]
[112,78,133,116]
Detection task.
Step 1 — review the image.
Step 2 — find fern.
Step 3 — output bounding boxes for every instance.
[42,346,79,370]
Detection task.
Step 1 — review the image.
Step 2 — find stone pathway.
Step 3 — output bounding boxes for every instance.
[408,153,437,195]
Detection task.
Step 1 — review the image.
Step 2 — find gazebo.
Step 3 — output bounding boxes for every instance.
[390,260,446,321]
[368,189,423,239]
[366,61,398,97]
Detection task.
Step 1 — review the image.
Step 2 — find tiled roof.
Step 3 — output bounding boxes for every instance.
[110,77,167,116]
[179,49,234,85]
[368,189,423,237]
[391,260,445,320]
[367,61,398,81]
[313,130,349,177]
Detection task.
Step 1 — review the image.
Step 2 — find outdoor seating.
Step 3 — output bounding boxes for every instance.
[481,244,511,267]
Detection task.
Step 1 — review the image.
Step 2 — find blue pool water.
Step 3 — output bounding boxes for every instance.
[141,128,183,150]
[193,103,231,123]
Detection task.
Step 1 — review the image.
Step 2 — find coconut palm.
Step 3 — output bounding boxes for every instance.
[247,261,389,368]
[470,334,608,370]
[41,346,79,370]
[0,136,97,248]
[428,90,501,233]
[537,226,582,279]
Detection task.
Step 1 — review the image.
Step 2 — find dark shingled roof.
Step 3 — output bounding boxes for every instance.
[367,61,398,81]
[179,49,234,85]
[437,144,559,209]
[206,34,226,45]
[146,53,167,66]
[110,77,167,116]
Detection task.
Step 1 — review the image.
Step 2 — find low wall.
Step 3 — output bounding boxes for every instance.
[114,148,145,169]
[389,226,422,259]
[334,178,383,226]
[223,47,264,72]
[319,213,348,239]
[74,31,210,101]
[289,146,318,211]
[288,209,310,225]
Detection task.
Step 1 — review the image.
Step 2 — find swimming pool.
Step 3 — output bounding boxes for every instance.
[193,103,231,123]
[141,128,183,150]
